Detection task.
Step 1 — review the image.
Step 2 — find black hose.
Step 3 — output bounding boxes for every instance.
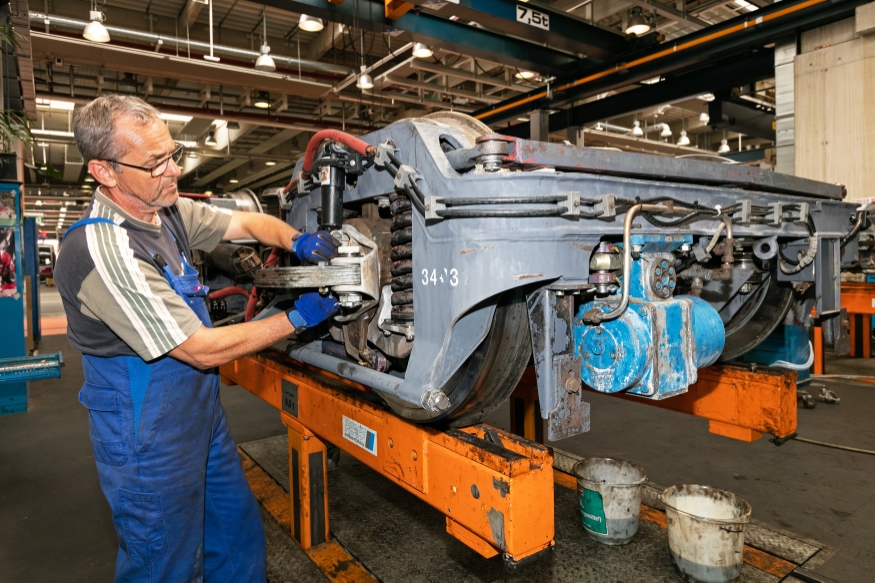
[437,207,567,218]
[439,194,567,206]
[841,211,867,248]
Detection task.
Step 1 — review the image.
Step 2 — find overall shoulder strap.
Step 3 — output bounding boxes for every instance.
[62,217,116,243]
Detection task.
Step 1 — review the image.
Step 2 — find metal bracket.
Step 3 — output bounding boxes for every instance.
[561,191,580,218]
[374,141,396,169]
[764,202,809,226]
[526,288,590,441]
[732,200,752,225]
[593,194,616,219]
[424,195,446,221]
[394,164,420,192]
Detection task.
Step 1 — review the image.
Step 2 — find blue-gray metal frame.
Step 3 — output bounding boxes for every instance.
[286,120,856,424]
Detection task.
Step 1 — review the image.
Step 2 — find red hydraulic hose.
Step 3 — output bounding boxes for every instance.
[301,130,375,178]
[244,248,282,322]
[282,177,297,196]
[208,286,251,300]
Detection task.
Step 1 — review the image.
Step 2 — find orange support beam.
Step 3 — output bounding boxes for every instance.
[385,0,414,19]
[221,350,555,565]
[508,364,797,444]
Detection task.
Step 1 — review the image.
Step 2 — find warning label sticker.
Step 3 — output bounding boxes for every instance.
[342,415,378,456]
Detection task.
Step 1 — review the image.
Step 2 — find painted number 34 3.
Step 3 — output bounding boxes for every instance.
[422,268,459,287]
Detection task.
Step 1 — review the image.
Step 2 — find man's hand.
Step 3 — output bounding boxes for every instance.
[286,292,340,330]
[292,231,339,263]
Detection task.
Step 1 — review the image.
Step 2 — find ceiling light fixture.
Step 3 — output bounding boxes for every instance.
[84,177,95,183]
[204,126,218,146]
[255,8,276,72]
[35,200,42,206]
[298,14,325,32]
[625,7,651,36]
[699,112,710,123]
[631,120,643,137]
[717,135,731,154]
[264,160,277,166]
[253,91,271,109]
[356,65,374,90]
[83,2,110,43]
[229,178,239,184]
[678,129,690,146]
[412,43,433,59]
[660,123,672,138]
[204,190,214,196]
[514,70,537,80]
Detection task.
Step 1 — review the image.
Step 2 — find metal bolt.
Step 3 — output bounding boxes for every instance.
[412,450,418,461]
[425,204,431,211]
[655,268,662,276]
[388,438,394,448]
[565,377,580,393]
[405,333,415,342]
[421,387,451,412]
[610,351,616,360]
[383,330,392,337]
[596,327,602,335]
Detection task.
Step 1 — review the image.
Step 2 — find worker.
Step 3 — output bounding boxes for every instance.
[54,95,339,582]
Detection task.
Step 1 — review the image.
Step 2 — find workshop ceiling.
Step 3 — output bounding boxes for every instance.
[25,0,785,235]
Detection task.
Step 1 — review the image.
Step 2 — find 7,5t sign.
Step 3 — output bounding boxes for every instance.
[516,5,550,30]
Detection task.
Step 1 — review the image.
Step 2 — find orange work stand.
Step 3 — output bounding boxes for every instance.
[221,349,555,570]
[811,282,875,374]
[510,364,798,444]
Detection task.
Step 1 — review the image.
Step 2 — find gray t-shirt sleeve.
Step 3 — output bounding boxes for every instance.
[175,196,233,252]
[78,248,203,361]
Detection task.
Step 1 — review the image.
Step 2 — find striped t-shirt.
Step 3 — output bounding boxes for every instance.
[55,190,232,361]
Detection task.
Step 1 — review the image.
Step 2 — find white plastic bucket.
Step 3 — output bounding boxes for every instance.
[660,485,752,583]
[573,457,647,545]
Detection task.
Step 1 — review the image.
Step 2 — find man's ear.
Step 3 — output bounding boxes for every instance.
[87,160,117,188]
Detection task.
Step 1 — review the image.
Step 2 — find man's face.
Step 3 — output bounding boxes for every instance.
[110,116,181,210]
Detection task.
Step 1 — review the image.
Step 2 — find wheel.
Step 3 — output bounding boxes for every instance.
[377,289,532,426]
[719,274,794,362]
[801,394,817,409]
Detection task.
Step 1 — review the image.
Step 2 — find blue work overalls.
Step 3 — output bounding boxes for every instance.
[66,217,266,582]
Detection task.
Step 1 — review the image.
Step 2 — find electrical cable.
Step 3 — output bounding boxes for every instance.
[769,340,814,370]
[792,437,875,456]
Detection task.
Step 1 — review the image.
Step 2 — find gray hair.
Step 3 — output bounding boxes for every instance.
[73,95,162,164]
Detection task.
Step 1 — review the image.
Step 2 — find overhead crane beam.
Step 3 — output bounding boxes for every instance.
[255,0,582,73]
[474,0,873,126]
[424,0,630,62]
[498,49,775,137]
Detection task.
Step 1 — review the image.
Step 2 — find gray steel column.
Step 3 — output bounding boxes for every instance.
[530,110,550,142]
[774,34,797,175]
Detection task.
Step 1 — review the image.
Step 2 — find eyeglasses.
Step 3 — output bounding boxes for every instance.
[104,143,185,178]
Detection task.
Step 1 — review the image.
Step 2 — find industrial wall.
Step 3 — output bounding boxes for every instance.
[795,3,875,201]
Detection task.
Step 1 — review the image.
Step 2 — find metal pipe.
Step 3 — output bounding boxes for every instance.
[599,204,664,323]
[288,341,406,397]
[326,42,414,96]
[30,12,352,76]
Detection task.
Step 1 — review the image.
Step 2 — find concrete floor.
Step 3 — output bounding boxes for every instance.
[1,287,873,582]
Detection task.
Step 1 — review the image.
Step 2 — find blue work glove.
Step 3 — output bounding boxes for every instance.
[286,292,340,330]
[291,231,339,263]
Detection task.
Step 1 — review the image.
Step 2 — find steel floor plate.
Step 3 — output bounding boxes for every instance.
[241,435,837,583]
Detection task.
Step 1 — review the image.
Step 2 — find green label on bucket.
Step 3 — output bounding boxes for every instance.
[579,486,608,534]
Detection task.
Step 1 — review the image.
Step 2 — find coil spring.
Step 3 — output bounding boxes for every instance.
[389,194,414,321]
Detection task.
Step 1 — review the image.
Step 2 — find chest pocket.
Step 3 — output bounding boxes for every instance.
[79,383,128,466]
